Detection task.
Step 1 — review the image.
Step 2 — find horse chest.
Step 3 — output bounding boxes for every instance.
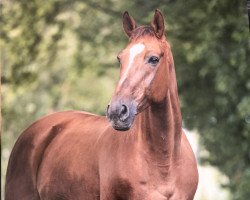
[103,150,179,200]
[107,175,181,200]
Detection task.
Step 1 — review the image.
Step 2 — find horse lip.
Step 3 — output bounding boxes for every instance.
[113,125,130,131]
[110,119,132,131]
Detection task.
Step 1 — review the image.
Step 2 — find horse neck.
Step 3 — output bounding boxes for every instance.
[137,51,182,164]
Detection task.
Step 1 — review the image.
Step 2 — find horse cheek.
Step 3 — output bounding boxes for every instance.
[147,66,168,103]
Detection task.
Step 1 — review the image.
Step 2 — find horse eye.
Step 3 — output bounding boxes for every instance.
[148,56,159,65]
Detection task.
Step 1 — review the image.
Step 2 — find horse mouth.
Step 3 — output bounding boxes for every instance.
[113,125,130,131]
[109,117,134,132]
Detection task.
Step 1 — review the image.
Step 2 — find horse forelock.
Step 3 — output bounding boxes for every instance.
[130,26,155,40]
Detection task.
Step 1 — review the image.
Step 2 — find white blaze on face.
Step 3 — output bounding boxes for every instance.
[119,43,145,85]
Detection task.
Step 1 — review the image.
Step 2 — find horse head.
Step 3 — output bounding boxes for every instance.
[107,10,173,131]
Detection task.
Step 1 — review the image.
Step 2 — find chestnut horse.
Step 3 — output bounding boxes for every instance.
[5,10,198,200]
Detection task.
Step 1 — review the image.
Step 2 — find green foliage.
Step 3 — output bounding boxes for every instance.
[1,0,249,199]
[165,1,250,198]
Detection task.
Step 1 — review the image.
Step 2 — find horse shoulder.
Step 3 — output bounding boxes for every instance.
[5,111,105,199]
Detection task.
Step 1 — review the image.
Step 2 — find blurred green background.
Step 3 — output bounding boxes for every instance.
[1,0,249,199]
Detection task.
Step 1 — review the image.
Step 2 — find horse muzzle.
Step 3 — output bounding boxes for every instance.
[106,98,137,131]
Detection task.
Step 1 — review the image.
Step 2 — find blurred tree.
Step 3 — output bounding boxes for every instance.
[162,1,250,199]
[1,0,249,199]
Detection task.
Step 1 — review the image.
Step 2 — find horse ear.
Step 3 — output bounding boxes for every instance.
[123,11,136,37]
[151,9,165,38]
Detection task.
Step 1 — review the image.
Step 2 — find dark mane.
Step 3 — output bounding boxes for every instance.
[130,26,155,39]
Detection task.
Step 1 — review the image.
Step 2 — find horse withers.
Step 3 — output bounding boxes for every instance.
[5,10,198,200]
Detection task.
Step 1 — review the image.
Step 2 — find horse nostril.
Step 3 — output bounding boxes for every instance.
[121,105,127,115]
[119,104,129,121]
[106,105,110,117]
